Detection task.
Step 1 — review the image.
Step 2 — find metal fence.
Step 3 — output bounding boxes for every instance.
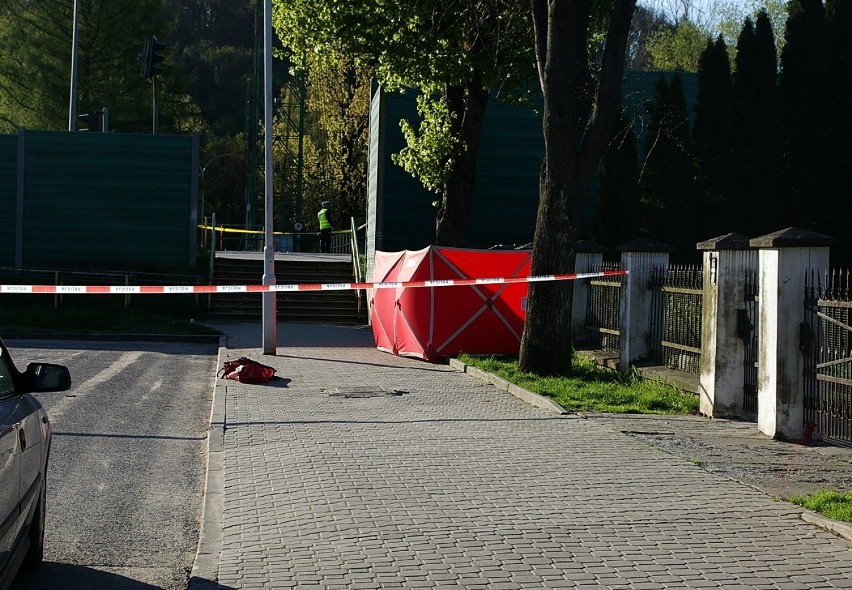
[583,262,623,352]
[0,266,204,310]
[649,264,703,374]
[207,225,354,254]
[742,268,759,414]
[803,269,852,446]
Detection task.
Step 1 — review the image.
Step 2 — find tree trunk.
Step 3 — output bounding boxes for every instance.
[519,0,635,375]
[519,162,580,375]
[435,76,490,247]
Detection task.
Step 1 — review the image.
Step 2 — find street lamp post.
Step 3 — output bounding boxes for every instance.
[261,0,277,354]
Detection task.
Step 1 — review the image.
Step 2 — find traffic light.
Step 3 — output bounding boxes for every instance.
[137,35,166,81]
[78,112,102,132]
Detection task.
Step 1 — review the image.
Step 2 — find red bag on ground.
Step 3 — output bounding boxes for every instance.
[217,357,277,384]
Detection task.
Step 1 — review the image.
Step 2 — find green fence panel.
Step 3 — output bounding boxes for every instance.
[20,130,196,268]
[465,99,541,249]
[0,134,16,266]
[381,94,441,252]
[372,72,699,253]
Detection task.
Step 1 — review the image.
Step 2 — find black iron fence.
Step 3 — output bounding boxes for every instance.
[580,256,852,446]
[803,269,852,446]
[742,268,759,415]
[583,262,623,352]
[649,264,703,374]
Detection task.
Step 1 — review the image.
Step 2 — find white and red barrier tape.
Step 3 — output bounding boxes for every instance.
[0,270,626,295]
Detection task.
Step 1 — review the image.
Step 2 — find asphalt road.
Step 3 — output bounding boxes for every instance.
[6,339,218,590]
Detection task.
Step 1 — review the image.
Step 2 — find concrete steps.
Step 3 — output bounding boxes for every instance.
[205,254,365,323]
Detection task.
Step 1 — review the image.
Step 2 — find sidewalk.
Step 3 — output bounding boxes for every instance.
[190,322,852,590]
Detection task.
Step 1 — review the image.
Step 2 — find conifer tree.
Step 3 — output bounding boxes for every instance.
[732,11,782,236]
[827,0,852,261]
[692,36,734,239]
[640,74,697,258]
[0,0,169,132]
[779,0,831,231]
[592,111,641,250]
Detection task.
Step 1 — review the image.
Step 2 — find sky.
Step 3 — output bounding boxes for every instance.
[639,0,753,27]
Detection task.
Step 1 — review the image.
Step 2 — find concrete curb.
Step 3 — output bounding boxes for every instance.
[448,358,568,415]
[189,336,228,590]
[3,332,221,344]
[800,510,852,542]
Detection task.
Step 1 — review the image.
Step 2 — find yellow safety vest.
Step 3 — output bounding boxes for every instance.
[318,208,331,230]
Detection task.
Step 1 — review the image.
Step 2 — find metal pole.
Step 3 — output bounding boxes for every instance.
[152,76,159,134]
[209,212,216,310]
[200,151,242,220]
[68,0,79,131]
[201,168,205,228]
[261,0,277,354]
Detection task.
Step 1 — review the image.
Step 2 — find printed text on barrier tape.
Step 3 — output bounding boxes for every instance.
[0,270,627,295]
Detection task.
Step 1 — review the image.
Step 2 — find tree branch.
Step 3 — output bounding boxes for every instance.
[530,0,548,90]
[579,0,637,181]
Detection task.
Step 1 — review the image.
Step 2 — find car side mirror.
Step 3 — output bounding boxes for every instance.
[24,362,71,393]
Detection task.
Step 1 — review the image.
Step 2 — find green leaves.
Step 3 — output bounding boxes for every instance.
[272,0,534,195]
[392,94,462,193]
[0,0,169,132]
[647,19,712,72]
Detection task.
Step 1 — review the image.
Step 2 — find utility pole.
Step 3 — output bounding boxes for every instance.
[68,0,79,131]
[262,0,277,354]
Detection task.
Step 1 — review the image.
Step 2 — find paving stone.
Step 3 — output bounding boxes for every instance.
[204,323,852,590]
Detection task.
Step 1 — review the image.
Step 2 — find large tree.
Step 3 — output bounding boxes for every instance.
[625,5,672,71]
[164,0,270,138]
[827,0,852,261]
[518,0,636,376]
[731,11,782,236]
[639,73,697,254]
[646,17,711,72]
[692,36,734,238]
[0,0,178,133]
[592,112,641,250]
[779,0,831,231]
[717,0,788,59]
[272,0,535,246]
[283,53,371,234]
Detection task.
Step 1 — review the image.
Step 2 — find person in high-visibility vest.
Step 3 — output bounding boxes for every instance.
[318,200,332,253]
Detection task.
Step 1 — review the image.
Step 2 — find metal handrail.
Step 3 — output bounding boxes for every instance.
[350,218,367,319]
[350,217,363,283]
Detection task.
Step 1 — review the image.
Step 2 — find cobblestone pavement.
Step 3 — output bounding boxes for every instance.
[582,414,852,502]
[192,322,852,590]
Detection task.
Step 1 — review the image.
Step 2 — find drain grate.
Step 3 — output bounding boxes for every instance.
[326,386,406,398]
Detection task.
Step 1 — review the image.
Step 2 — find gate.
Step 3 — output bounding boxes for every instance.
[803,270,852,446]
[742,269,759,415]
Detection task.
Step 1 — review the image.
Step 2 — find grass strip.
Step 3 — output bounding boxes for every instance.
[458,353,699,415]
[790,490,852,523]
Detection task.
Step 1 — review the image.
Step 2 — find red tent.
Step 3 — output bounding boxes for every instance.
[371,246,531,362]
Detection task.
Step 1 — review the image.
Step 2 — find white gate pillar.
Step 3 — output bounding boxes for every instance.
[751,228,835,440]
[696,234,757,418]
[618,238,672,373]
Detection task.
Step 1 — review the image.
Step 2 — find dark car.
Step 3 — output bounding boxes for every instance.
[0,339,70,590]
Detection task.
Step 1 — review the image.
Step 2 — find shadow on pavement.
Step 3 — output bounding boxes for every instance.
[12,562,171,590]
[188,575,238,590]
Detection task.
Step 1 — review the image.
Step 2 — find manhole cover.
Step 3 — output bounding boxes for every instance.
[326,386,405,398]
